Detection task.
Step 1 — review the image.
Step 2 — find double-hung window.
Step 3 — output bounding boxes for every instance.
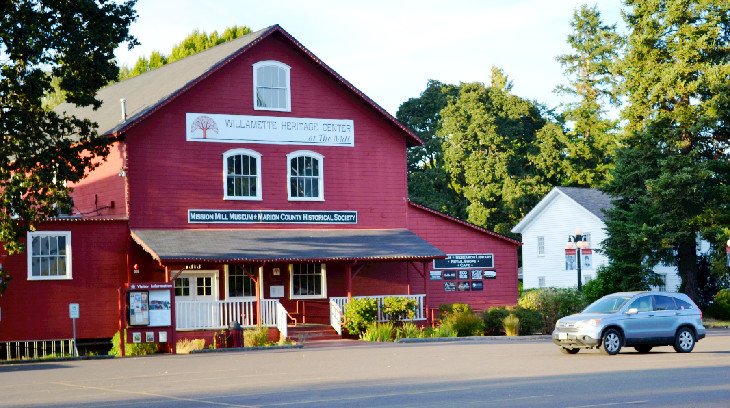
[224,149,262,200]
[290,263,326,299]
[287,150,324,201]
[27,231,72,280]
[253,60,291,111]
[227,265,257,299]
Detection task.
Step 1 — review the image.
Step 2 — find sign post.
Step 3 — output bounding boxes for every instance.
[69,303,79,357]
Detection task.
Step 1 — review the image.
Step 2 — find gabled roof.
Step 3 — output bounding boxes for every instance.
[408,202,521,246]
[511,187,613,234]
[131,228,445,263]
[54,24,422,146]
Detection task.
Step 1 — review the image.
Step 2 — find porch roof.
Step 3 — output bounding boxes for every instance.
[131,228,446,263]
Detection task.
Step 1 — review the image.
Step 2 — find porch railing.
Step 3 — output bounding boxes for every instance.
[330,294,426,322]
[276,302,288,340]
[329,300,343,335]
[176,299,279,330]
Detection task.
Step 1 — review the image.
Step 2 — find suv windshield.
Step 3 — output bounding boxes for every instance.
[583,296,632,314]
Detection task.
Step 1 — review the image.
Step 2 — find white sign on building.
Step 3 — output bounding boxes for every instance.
[186,113,354,147]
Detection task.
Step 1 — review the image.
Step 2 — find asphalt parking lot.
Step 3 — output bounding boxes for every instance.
[1,329,728,407]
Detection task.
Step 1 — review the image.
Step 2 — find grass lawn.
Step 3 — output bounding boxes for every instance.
[703,318,730,328]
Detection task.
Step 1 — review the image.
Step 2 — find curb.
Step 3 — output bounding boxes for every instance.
[190,344,303,354]
[397,335,552,344]
[0,355,115,365]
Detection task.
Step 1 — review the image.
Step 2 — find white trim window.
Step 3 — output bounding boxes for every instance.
[224,149,262,200]
[290,263,326,299]
[287,150,324,201]
[537,236,545,256]
[253,60,291,111]
[27,231,72,280]
[538,276,546,288]
[227,265,257,299]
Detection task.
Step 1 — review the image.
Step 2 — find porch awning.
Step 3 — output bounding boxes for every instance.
[130,228,445,263]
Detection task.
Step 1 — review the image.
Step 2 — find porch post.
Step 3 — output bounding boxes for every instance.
[256,265,263,327]
[346,263,353,300]
[423,261,430,325]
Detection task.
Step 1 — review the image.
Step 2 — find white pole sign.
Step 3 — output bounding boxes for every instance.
[69,303,79,357]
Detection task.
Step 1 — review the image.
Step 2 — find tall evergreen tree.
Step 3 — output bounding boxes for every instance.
[440,67,550,235]
[602,0,730,302]
[396,80,466,218]
[554,4,622,187]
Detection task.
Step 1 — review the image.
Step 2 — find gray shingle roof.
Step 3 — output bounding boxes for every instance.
[556,187,613,221]
[54,26,274,136]
[53,24,422,145]
[131,229,445,263]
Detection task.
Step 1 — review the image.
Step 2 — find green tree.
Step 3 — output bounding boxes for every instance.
[119,25,251,80]
[602,0,730,301]
[0,0,137,294]
[554,4,622,187]
[396,80,467,218]
[440,67,551,234]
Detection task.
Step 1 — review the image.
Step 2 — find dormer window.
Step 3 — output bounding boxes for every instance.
[253,60,291,111]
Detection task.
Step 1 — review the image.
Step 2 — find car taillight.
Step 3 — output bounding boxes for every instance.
[700,309,703,320]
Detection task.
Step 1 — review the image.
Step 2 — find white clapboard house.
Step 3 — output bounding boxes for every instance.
[512,187,682,291]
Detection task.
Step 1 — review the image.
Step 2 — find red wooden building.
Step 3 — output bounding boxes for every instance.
[0,25,518,351]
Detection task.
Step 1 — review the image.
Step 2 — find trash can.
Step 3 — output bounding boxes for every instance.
[229,321,242,348]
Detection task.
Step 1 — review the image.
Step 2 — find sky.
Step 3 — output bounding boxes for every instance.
[114,0,625,116]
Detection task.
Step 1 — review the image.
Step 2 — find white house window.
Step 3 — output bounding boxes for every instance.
[538,276,546,288]
[175,278,190,296]
[537,236,545,256]
[253,60,291,111]
[287,151,324,201]
[224,149,262,200]
[27,231,72,280]
[654,274,667,292]
[228,265,256,299]
[290,263,326,299]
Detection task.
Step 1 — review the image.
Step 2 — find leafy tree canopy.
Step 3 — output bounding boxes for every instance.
[118,25,251,80]
[602,0,730,302]
[440,67,552,235]
[0,0,137,291]
[396,80,467,218]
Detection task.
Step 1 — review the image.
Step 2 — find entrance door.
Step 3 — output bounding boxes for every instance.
[175,271,219,329]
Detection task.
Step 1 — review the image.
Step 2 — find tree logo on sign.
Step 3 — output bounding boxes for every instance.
[190,115,219,139]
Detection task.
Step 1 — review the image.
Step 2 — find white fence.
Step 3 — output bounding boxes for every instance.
[1,339,76,361]
[276,302,289,339]
[176,299,279,330]
[330,294,426,322]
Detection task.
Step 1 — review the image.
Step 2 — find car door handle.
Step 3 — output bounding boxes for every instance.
[648,314,655,317]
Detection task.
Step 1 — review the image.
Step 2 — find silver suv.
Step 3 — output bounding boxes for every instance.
[552,291,706,355]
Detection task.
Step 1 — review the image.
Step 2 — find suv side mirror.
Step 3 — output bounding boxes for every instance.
[626,308,638,315]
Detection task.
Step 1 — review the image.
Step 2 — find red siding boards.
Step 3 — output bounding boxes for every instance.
[125,34,409,230]
[67,142,128,219]
[406,203,520,311]
[0,220,129,341]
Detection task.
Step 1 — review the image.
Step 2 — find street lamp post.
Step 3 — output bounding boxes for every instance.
[566,229,590,290]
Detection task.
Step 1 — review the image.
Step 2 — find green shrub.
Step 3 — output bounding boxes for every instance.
[519,288,587,333]
[361,322,395,342]
[442,310,484,337]
[433,324,456,338]
[483,307,510,335]
[383,296,417,322]
[243,326,270,347]
[711,289,730,320]
[514,307,543,335]
[438,303,472,317]
[176,338,206,354]
[503,314,520,336]
[396,322,422,339]
[109,331,157,357]
[343,297,378,335]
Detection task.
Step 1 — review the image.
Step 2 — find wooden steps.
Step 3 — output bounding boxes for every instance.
[287,324,341,342]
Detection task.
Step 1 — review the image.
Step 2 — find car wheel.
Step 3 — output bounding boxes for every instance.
[560,347,580,354]
[601,328,622,355]
[634,345,652,354]
[673,327,696,353]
